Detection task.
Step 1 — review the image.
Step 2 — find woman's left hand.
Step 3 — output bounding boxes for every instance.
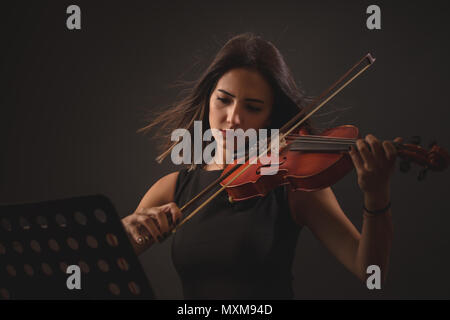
[349,134,403,209]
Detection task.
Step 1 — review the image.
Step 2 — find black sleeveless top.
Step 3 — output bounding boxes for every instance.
[171,168,302,299]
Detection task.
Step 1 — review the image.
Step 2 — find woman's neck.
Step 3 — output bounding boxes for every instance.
[203,163,225,171]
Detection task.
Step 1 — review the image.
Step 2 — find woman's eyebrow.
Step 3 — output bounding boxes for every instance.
[218,89,265,104]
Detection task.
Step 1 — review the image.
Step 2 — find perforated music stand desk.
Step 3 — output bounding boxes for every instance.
[0,195,155,299]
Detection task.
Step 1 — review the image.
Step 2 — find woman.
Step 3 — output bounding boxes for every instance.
[122,33,400,299]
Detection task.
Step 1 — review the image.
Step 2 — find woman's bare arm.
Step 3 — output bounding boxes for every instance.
[288,187,362,279]
[122,171,180,255]
[288,186,393,283]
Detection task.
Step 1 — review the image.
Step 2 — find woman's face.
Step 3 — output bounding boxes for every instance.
[208,68,274,143]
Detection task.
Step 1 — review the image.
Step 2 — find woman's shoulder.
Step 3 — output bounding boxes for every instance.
[135,171,180,210]
[156,167,197,200]
[161,171,180,187]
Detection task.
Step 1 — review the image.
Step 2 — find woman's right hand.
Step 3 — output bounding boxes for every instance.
[121,202,182,254]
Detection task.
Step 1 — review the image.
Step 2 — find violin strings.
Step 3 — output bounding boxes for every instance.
[291,137,357,145]
[290,136,404,148]
[286,134,357,142]
[286,135,357,153]
[289,138,357,145]
[289,139,405,154]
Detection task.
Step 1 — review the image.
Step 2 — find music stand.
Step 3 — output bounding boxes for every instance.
[0,194,155,300]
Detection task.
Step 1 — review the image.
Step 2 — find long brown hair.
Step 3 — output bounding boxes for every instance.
[138,32,315,169]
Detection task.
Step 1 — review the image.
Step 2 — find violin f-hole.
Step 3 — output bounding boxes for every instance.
[256,156,287,175]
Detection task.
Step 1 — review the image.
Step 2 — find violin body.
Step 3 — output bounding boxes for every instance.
[220,125,360,201]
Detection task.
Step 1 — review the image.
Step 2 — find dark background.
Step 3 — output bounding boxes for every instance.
[1,0,449,299]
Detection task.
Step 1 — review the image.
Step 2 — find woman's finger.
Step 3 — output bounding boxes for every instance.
[136,206,169,232]
[382,140,397,161]
[165,202,183,226]
[357,138,376,171]
[349,145,364,174]
[137,215,163,243]
[152,206,171,235]
[126,222,148,246]
[135,203,183,238]
[366,134,386,164]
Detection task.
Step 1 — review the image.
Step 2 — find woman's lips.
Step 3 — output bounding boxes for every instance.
[220,129,228,138]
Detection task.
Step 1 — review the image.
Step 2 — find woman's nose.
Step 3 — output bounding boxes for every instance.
[227,102,242,128]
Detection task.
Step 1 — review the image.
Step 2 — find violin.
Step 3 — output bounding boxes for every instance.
[172,53,449,232]
[221,125,449,202]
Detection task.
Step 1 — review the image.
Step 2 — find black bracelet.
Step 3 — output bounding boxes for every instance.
[363,201,391,215]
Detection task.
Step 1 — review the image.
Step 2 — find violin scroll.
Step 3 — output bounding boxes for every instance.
[396,137,450,181]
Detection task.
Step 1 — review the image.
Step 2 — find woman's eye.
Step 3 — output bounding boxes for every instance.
[246,105,262,112]
[217,97,229,104]
[216,97,261,112]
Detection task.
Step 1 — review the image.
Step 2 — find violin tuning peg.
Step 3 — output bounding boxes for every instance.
[417,168,428,181]
[399,160,411,173]
[408,136,421,145]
